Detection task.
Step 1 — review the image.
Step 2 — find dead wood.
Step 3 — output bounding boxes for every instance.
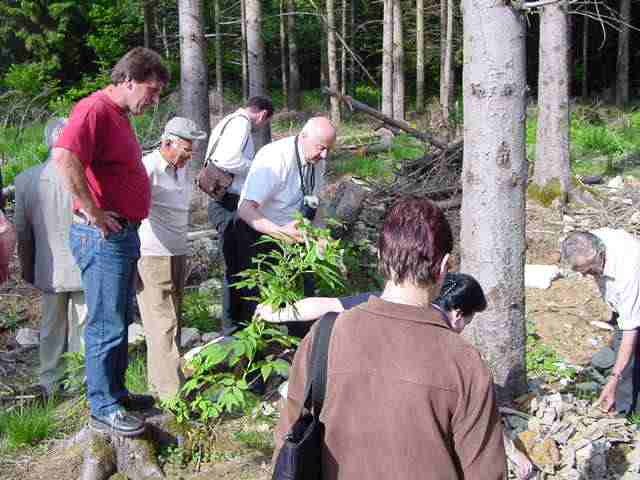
[323,87,451,150]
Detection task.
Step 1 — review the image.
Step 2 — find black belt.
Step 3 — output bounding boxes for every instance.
[73,211,140,229]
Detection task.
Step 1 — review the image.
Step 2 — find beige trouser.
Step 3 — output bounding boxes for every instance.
[40,291,87,393]
[137,255,186,400]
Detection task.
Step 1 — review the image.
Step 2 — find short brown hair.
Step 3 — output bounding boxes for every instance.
[111,47,170,85]
[246,96,274,118]
[378,196,453,286]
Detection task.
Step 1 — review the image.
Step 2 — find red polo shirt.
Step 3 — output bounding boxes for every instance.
[55,90,151,221]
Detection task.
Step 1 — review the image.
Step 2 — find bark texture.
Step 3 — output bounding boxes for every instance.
[246,0,270,149]
[214,0,223,116]
[581,15,588,100]
[616,0,631,106]
[178,0,210,169]
[533,0,570,197]
[416,0,425,113]
[287,0,301,110]
[327,0,341,123]
[441,0,454,125]
[382,0,394,116]
[392,0,405,120]
[280,0,288,107]
[461,0,528,403]
[143,0,157,50]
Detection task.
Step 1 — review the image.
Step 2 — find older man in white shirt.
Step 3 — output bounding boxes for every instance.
[137,117,206,400]
[205,96,273,331]
[561,228,640,413]
[226,116,337,336]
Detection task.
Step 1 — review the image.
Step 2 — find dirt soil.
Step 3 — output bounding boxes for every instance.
[0,196,618,480]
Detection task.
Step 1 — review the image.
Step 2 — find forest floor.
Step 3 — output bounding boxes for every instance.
[0,108,636,479]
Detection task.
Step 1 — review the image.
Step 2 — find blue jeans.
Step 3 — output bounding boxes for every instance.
[69,223,140,416]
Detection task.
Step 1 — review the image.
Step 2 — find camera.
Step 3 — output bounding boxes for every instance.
[301,195,319,221]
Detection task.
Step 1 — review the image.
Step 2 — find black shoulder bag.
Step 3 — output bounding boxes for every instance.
[272,312,337,480]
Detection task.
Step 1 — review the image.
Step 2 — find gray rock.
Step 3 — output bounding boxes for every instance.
[15,327,39,347]
[608,175,625,189]
[199,278,223,296]
[128,323,145,345]
[575,382,600,393]
[180,327,201,349]
[591,346,616,370]
[201,331,221,343]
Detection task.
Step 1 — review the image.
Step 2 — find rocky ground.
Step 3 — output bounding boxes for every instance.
[2,175,640,479]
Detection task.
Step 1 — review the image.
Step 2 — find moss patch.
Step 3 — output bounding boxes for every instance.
[527,178,565,207]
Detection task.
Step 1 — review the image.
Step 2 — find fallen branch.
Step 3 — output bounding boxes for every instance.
[322,88,450,150]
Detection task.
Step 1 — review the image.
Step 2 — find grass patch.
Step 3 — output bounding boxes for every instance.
[182,290,221,332]
[233,429,273,453]
[125,352,148,394]
[0,121,49,185]
[0,400,57,449]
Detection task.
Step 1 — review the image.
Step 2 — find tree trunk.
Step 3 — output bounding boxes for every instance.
[616,0,631,106]
[246,0,270,148]
[382,0,394,117]
[327,0,341,123]
[241,0,248,102]
[581,15,588,100]
[392,0,405,120]
[178,0,210,170]
[416,0,425,114]
[534,0,570,198]
[349,0,356,92]
[341,0,348,96]
[460,0,528,404]
[161,17,170,58]
[214,0,223,116]
[287,0,301,110]
[280,0,289,108]
[143,0,157,50]
[439,0,447,107]
[441,0,454,125]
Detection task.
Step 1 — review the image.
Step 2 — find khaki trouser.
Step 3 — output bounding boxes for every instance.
[137,255,186,400]
[40,291,87,393]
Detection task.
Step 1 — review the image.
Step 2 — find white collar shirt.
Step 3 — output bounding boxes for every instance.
[205,109,254,194]
[240,135,325,226]
[139,149,191,256]
[592,228,640,330]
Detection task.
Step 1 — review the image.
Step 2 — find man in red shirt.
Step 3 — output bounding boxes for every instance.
[53,47,170,437]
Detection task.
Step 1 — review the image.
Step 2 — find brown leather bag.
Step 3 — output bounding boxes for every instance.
[196,114,249,201]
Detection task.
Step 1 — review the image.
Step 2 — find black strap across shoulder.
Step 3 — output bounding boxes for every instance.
[204,112,251,168]
[302,312,337,416]
[294,135,316,197]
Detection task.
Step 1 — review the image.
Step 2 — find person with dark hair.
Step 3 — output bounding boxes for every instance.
[53,47,169,437]
[273,196,507,480]
[205,96,273,332]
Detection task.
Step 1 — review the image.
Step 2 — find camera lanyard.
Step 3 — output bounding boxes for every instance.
[294,135,315,196]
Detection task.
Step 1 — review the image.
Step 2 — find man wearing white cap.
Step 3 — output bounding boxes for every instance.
[137,117,206,400]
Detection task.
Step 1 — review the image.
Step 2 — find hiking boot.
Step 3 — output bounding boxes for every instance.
[120,393,156,411]
[90,409,146,437]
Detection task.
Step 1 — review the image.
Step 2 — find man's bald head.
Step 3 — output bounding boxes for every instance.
[300,116,337,163]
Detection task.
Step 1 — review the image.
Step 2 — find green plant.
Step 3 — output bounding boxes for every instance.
[234,429,273,452]
[0,400,57,448]
[61,351,86,394]
[233,216,347,305]
[526,321,577,381]
[163,321,296,423]
[125,352,148,394]
[182,290,219,332]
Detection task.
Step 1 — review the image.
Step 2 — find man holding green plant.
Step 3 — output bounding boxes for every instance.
[227,116,337,336]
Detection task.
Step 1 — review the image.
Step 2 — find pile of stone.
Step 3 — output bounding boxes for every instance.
[502,392,640,479]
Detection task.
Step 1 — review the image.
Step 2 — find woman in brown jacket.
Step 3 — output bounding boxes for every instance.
[274,197,507,479]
